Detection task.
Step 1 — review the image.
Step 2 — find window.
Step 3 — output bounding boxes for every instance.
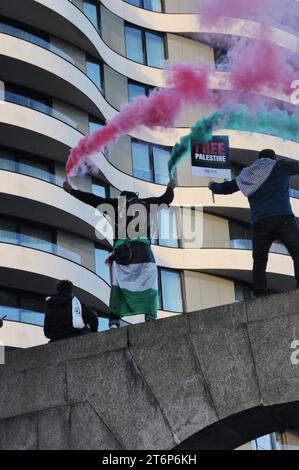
[20,225,53,253]
[89,117,108,156]
[0,146,55,184]
[145,31,165,68]
[86,56,104,92]
[125,0,163,12]
[125,24,165,68]
[0,216,82,263]
[235,282,254,302]
[159,269,183,312]
[229,219,288,255]
[83,1,100,30]
[132,140,172,184]
[0,16,74,63]
[125,25,145,64]
[4,82,76,127]
[152,146,170,185]
[95,245,111,284]
[157,208,179,248]
[0,288,45,326]
[92,179,108,198]
[128,80,154,102]
[229,220,252,250]
[5,82,51,114]
[143,0,163,12]
[132,140,152,181]
[89,117,105,135]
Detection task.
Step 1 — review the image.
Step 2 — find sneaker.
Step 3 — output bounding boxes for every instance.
[110,324,119,330]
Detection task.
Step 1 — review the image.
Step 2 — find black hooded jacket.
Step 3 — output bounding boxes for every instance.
[44,293,99,342]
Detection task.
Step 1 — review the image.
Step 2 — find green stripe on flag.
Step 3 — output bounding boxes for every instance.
[110,286,158,317]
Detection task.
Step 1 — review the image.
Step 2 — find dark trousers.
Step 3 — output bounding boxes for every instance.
[252,215,299,293]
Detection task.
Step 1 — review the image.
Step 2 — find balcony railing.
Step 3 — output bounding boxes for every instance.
[0,236,82,264]
[0,19,75,64]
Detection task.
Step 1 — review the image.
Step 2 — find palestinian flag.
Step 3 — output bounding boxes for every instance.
[109,241,158,318]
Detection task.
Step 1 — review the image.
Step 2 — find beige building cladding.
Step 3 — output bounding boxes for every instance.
[0,0,298,352]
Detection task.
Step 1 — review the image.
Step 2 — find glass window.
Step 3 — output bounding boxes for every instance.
[0,219,18,245]
[126,0,142,7]
[126,0,141,6]
[18,157,53,183]
[0,288,46,326]
[83,1,100,30]
[95,246,111,284]
[5,83,51,113]
[89,118,105,135]
[92,180,108,198]
[132,141,152,181]
[86,57,103,92]
[125,26,145,64]
[89,118,108,156]
[229,220,251,250]
[0,290,19,321]
[235,282,254,302]
[20,225,53,253]
[0,146,54,183]
[144,0,162,12]
[125,24,165,68]
[0,148,16,171]
[153,146,170,185]
[125,0,162,11]
[160,269,183,312]
[158,209,179,248]
[128,80,154,102]
[145,32,165,68]
[128,81,147,102]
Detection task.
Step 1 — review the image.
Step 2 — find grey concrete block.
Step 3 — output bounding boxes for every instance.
[130,334,217,443]
[38,406,71,450]
[4,329,128,372]
[189,303,260,419]
[248,313,299,406]
[0,363,67,420]
[70,402,122,450]
[66,349,176,450]
[0,413,37,450]
[247,291,299,323]
[128,314,189,348]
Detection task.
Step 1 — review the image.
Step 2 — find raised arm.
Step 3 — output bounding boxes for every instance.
[209,179,240,195]
[279,158,299,176]
[63,181,117,209]
[143,180,175,206]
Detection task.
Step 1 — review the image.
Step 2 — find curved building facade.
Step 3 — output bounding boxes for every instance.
[0,0,298,353]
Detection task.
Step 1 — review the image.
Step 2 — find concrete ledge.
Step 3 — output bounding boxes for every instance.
[1,291,299,449]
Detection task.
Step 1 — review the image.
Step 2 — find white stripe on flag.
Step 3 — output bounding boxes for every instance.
[112,262,158,292]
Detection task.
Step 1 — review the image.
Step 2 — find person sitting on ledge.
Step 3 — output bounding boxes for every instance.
[209,149,299,297]
[63,179,175,330]
[44,280,98,342]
